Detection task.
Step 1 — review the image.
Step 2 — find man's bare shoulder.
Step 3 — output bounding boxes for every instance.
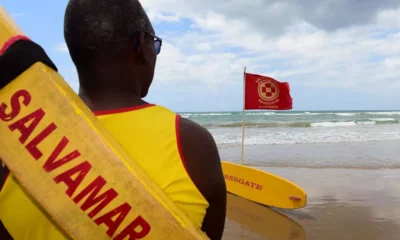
[178,117,222,179]
[179,117,215,149]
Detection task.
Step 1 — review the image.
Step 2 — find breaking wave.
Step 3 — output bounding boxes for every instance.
[204,119,400,128]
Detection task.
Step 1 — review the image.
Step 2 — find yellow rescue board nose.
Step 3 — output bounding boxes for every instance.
[222,161,307,209]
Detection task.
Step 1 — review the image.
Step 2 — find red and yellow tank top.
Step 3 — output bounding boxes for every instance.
[0,104,209,239]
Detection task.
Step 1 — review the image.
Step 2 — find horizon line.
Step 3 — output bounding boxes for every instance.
[176,109,400,113]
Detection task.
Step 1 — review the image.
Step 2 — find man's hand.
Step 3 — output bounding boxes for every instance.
[178,116,226,240]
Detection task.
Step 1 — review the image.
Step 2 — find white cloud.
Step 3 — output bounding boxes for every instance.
[56,43,69,53]
[376,8,400,29]
[195,42,212,52]
[147,11,181,23]
[11,12,23,17]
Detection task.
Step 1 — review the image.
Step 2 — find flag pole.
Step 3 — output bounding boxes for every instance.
[240,66,246,165]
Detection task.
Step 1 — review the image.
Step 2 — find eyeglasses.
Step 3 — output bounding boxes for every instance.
[153,35,162,55]
[145,32,162,55]
[132,31,162,55]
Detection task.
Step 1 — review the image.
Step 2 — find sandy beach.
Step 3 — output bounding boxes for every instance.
[219,141,400,240]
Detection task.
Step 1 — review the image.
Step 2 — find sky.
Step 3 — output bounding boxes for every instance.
[1,0,400,112]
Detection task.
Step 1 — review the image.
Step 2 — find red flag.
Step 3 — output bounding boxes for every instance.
[244,73,293,110]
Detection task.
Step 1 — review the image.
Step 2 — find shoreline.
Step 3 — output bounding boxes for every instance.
[218,139,400,169]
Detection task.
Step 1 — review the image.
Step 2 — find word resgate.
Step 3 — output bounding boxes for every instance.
[0,89,151,239]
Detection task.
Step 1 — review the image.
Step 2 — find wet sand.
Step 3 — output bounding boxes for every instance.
[218,140,400,169]
[219,142,400,240]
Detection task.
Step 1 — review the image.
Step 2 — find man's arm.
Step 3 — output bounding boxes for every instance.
[178,117,226,240]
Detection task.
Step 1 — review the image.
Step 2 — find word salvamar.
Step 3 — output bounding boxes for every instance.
[0,89,151,239]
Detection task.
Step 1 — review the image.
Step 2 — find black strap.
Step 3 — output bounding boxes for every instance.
[0,163,12,239]
[0,220,13,240]
[0,39,58,89]
[0,163,7,190]
[0,38,59,240]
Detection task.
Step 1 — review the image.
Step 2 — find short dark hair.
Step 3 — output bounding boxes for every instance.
[64,0,151,66]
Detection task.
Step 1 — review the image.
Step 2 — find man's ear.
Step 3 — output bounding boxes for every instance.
[136,32,150,65]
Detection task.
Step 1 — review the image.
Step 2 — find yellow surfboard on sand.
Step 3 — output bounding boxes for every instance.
[225,193,306,240]
[0,6,208,240]
[222,161,307,209]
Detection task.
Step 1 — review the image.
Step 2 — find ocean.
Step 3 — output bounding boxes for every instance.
[179,110,400,148]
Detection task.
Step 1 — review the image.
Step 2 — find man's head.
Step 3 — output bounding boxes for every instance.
[64,0,161,97]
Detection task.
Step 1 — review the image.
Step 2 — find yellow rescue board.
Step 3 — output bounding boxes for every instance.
[0,6,208,240]
[222,161,307,209]
[226,193,306,240]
